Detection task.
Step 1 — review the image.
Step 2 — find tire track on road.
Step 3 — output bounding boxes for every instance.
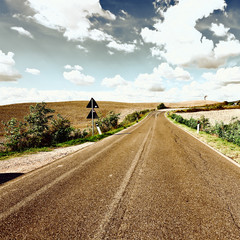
[93,121,154,239]
[94,112,159,239]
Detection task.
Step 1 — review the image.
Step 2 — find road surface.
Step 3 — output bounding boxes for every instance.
[1,111,240,239]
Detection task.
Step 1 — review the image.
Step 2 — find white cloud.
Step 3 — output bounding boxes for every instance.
[88,29,113,42]
[73,65,83,71]
[102,75,128,88]
[210,23,230,37]
[25,68,40,75]
[11,26,34,39]
[135,69,164,92]
[135,63,191,92]
[150,47,163,59]
[202,67,240,87]
[63,66,95,86]
[107,40,137,53]
[135,73,164,92]
[119,10,129,21]
[77,44,89,53]
[120,10,128,16]
[141,0,238,68]
[108,50,114,55]
[64,65,72,70]
[64,65,83,71]
[0,79,239,106]
[214,37,240,59]
[156,63,192,81]
[133,63,191,93]
[25,0,116,41]
[0,50,21,82]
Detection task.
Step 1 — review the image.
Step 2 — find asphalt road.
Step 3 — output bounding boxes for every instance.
[1,111,240,239]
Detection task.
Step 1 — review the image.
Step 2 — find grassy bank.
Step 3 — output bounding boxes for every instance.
[166,113,240,164]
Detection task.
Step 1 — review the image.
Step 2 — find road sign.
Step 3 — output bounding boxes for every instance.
[86,98,99,108]
[86,109,99,119]
[86,98,99,136]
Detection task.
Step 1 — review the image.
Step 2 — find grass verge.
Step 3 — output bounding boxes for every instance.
[0,112,149,161]
[166,113,240,164]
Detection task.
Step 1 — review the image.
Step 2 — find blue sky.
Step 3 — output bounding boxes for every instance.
[0,0,240,104]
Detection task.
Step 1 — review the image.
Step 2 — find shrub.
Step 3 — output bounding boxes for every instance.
[157,103,167,110]
[3,118,27,151]
[24,102,55,147]
[96,111,120,133]
[50,114,73,143]
[199,115,211,133]
[170,112,240,147]
[119,109,150,127]
[2,102,86,151]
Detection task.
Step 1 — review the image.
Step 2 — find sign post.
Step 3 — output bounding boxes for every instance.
[86,98,99,136]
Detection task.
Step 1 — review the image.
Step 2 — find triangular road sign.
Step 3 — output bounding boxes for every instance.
[86,109,99,119]
[86,98,99,108]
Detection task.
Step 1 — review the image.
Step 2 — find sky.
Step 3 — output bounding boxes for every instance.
[1,0,240,105]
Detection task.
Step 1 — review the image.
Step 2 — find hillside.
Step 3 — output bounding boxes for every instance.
[0,100,217,136]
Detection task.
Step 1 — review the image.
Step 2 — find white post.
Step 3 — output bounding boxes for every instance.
[96,123,102,135]
[197,123,200,134]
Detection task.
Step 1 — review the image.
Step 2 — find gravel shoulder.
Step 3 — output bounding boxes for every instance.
[0,142,94,173]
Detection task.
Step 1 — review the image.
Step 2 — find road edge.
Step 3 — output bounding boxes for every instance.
[164,111,240,169]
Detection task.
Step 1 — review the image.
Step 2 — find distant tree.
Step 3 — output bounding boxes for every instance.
[157,103,167,110]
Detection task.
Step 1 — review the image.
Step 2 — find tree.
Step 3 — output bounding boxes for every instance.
[157,103,167,110]
[24,102,55,147]
[2,102,78,151]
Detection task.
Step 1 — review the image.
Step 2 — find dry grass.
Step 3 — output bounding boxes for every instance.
[0,101,157,135]
[0,99,216,138]
[165,100,218,108]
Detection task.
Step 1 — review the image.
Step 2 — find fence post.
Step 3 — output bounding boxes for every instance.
[197,121,200,134]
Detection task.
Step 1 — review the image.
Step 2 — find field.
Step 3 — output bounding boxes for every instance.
[0,101,157,136]
[0,100,216,137]
[178,109,240,125]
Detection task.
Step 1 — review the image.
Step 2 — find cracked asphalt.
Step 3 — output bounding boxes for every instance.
[0,111,240,239]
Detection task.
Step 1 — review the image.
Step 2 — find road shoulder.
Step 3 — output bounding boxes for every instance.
[165,112,240,168]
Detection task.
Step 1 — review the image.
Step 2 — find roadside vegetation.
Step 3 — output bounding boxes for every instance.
[0,102,151,160]
[168,111,240,163]
[176,100,240,113]
[157,103,167,110]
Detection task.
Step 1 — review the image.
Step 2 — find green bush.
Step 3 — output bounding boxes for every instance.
[24,102,55,147]
[50,114,73,143]
[157,103,167,110]
[170,112,240,146]
[2,102,85,151]
[3,118,28,151]
[96,111,120,133]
